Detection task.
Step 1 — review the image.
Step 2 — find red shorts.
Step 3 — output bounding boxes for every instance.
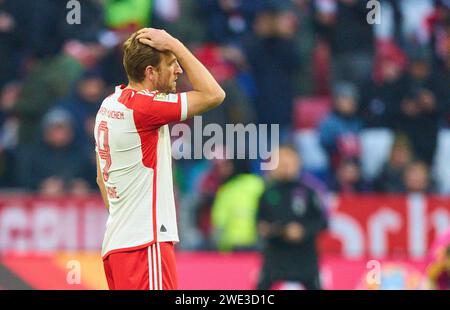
[103,242,177,290]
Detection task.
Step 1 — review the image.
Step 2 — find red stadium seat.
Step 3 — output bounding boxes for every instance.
[293,97,331,129]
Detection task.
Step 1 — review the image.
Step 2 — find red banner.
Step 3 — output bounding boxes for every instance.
[319,194,450,258]
[0,195,107,252]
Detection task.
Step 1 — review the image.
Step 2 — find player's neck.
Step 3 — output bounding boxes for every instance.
[127,81,155,92]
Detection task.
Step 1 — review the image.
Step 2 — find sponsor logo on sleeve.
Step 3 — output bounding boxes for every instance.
[154,93,178,103]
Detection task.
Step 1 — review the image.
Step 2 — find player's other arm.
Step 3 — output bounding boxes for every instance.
[173,40,226,118]
[96,154,109,212]
[137,28,225,118]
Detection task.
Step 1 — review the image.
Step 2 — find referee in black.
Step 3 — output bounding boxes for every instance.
[256,145,328,290]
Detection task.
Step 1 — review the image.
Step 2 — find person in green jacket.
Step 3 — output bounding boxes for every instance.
[104,0,153,29]
[13,52,82,144]
[211,159,265,252]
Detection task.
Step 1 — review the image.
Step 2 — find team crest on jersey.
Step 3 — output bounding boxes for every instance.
[154,92,178,103]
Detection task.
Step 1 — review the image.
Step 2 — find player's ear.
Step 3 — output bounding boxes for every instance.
[144,65,157,82]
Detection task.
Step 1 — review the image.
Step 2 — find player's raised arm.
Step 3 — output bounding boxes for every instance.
[136,28,225,118]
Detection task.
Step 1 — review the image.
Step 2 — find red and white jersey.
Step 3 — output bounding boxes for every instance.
[94,85,188,259]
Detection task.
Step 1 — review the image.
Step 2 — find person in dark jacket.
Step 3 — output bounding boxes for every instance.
[57,70,106,148]
[244,5,301,130]
[15,108,92,194]
[256,145,327,290]
[394,89,440,166]
[0,0,31,88]
[319,81,363,170]
[314,0,375,84]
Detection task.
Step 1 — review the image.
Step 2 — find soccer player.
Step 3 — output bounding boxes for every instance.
[94,28,225,290]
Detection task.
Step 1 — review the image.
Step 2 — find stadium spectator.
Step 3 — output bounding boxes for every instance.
[394,89,440,165]
[402,161,434,193]
[0,82,19,148]
[0,106,15,189]
[211,159,264,251]
[359,42,407,128]
[198,0,258,44]
[319,81,363,170]
[374,135,413,193]
[0,0,31,89]
[153,0,206,44]
[57,70,107,148]
[15,109,91,194]
[381,0,404,44]
[0,147,14,188]
[330,158,369,193]
[438,54,450,124]
[0,82,20,188]
[314,0,375,84]
[98,41,130,89]
[104,0,153,30]
[243,4,301,130]
[398,50,447,114]
[423,0,450,66]
[256,145,327,290]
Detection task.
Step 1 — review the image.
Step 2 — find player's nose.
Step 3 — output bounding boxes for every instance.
[175,62,183,75]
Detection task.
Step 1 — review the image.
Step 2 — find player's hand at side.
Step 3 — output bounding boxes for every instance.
[136,28,179,52]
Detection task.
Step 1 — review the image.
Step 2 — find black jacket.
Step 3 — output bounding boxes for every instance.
[257,180,327,279]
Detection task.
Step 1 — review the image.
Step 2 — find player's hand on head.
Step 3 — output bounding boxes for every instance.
[136,28,177,52]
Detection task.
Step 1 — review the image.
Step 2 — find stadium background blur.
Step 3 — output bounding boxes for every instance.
[0,0,449,290]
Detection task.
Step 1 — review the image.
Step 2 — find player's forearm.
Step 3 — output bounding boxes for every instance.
[96,154,109,211]
[97,178,110,212]
[171,40,225,106]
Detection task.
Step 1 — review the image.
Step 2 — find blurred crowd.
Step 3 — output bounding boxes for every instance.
[0,0,449,251]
